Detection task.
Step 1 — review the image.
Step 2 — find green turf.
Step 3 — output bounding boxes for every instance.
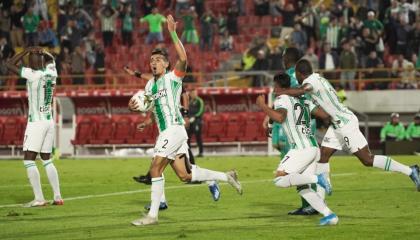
[0,156,419,240]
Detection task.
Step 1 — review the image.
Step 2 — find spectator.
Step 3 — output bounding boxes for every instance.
[83,31,97,67]
[392,54,416,89]
[0,36,14,85]
[276,2,298,30]
[181,7,199,44]
[319,42,339,79]
[364,10,384,57]
[175,0,190,17]
[217,12,227,35]
[339,40,357,90]
[384,0,400,23]
[33,0,49,20]
[241,48,256,71]
[365,50,388,89]
[188,89,205,157]
[93,44,106,85]
[120,4,134,47]
[359,27,378,67]
[410,21,420,57]
[71,46,86,85]
[23,7,40,46]
[342,0,354,25]
[227,2,239,35]
[10,3,26,48]
[237,0,245,16]
[269,0,282,16]
[290,23,307,52]
[97,5,118,48]
[142,0,156,16]
[252,49,269,87]
[326,17,341,52]
[220,31,233,51]
[194,0,205,17]
[38,21,59,48]
[60,19,82,52]
[335,84,347,104]
[0,10,11,41]
[254,0,269,16]
[140,7,166,44]
[74,7,94,37]
[58,46,72,83]
[268,45,283,71]
[406,113,420,141]
[395,16,412,56]
[199,10,215,51]
[302,47,319,71]
[380,113,406,142]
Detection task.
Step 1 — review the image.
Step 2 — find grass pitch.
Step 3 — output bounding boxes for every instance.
[0,155,419,240]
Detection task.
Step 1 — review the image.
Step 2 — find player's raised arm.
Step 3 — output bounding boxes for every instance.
[123,66,153,80]
[167,15,187,73]
[5,47,38,75]
[256,95,286,124]
[278,84,312,97]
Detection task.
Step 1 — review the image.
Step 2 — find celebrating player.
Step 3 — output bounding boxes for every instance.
[279,59,420,191]
[256,73,338,226]
[128,15,242,226]
[5,47,63,207]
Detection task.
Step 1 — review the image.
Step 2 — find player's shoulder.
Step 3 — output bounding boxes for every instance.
[274,95,291,105]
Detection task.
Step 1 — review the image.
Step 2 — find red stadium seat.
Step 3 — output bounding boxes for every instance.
[109,117,132,144]
[0,117,23,145]
[238,113,261,141]
[71,117,96,145]
[203,114,225,142]
[219,113,244,142]
[90,118,114,144]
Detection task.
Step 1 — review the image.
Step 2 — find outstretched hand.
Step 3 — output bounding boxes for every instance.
[256,95,267,108]
[167,15,177,32]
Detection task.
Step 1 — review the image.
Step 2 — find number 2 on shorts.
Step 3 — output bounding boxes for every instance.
[162,139,169,149]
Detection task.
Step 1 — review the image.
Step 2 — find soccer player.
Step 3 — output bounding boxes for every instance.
[279,59,420,191]
[5,47,63,207]
[124,67,221,205]
[128,15,242,226]
[256,73,338,226]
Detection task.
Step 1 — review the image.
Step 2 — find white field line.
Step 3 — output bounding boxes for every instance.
[0,172,356,208]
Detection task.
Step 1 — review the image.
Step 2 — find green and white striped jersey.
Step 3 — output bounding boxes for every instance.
[274,95,318,150]
[145,70,185,132]
[303,73,355,126]
[19,64,57,122]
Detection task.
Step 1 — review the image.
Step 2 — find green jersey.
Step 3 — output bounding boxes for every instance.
[274,95,318,150]
[406,122,420,140]
[380,122,405,141]
[19,64,57,122]
[145,70,185,132]
[140,14,166,33]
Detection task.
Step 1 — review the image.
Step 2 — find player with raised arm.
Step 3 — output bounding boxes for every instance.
[128,15,242,226]
[5,47,63,207]
[256,73,338,226]
[279,59,420,191]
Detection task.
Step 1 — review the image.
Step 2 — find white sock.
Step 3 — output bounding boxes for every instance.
[299,188,333,217]
[23,161,45,201]
[274,173,318,188]
[148,177,164,219]
[206,180,217,186]
[160,174,166,203]
[315,162,330,175]
[191,165,228,182]
[316,184,326,200]
[42,159,62,200]
[373,155,412,176]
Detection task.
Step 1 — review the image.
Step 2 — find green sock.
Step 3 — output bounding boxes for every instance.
[301,184,317,208]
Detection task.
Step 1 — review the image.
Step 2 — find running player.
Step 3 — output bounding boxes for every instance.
[128,15,242,226]
[256,73,338,225]
[279,59,420,191]
[5,47,63,207]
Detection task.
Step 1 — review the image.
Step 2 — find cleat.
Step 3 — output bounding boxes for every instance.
[23,199,48,208]
[288,206,319,215]
[144,202,168,211]
[226,170,243,195]
[52,199,64,205]
[208,182,221,201]
[131,215,158,226]
[320,213,339,226]
[133,174,152,185]
[317,173,332,195]
[409,165,420,191]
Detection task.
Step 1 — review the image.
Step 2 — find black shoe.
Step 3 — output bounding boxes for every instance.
[133,174,152,185]
[288,207,319,215]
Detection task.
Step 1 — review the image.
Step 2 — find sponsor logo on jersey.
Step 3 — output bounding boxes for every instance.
[152,89,167,100]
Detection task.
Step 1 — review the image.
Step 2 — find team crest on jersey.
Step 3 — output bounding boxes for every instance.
[152,89,168,100]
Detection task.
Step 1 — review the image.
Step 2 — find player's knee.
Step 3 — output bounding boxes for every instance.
[178,173,191,182]
[40,153,51,160]
[361,155,374,167]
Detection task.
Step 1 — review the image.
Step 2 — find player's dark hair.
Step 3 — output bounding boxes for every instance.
[295,59,313,76]
[151,48,169,61]
[273,72,291,88]
[283,47,301,65]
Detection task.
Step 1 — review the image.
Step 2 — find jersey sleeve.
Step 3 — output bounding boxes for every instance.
[305,99,319,113]
[168,69,185,83]
[302,76,316,92]
[273,95,289,111]
[19,67,40,82]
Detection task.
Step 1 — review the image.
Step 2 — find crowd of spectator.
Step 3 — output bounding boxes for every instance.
[0,0,419,89]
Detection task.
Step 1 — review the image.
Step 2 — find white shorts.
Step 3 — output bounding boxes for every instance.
[321,115,368,153]
[153,125,189,160]
[23,120,55,153]
[277,147,320,174]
